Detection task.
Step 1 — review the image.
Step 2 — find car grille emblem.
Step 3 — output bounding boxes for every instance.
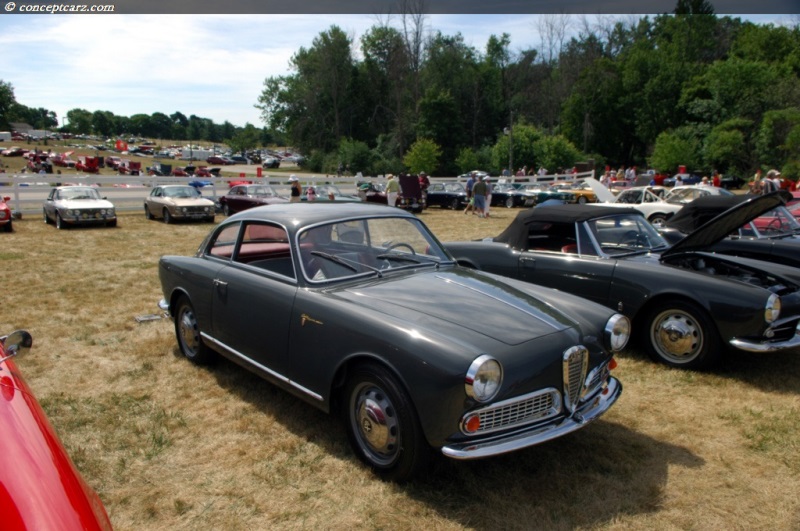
[562,346,589,413]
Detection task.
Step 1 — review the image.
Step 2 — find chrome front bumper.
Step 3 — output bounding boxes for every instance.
[441,377,621,460]
[729,331,800,353]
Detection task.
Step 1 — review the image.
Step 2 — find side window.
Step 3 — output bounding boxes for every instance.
[237,222,294,279]
[207,223,241,259]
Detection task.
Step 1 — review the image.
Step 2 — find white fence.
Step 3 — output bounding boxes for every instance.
[0,170,596,216]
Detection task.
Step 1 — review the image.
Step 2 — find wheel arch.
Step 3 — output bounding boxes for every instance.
[631,292,722,343]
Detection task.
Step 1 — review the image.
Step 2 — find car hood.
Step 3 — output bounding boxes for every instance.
[55,199,114,209]
[163,198,214,206]
[663,192,788,258]
[338,269,579,346]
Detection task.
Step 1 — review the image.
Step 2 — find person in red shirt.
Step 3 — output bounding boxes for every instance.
[712,170,721,187]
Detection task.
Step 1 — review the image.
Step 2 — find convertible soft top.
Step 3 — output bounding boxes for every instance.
[494,204,641,250]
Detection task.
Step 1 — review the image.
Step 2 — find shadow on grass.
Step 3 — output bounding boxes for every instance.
[185,348,704,530]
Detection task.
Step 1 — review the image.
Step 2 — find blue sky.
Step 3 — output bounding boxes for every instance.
[0,14,789,129]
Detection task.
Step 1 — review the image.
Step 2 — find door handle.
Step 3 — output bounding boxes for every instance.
[213,279,228,287]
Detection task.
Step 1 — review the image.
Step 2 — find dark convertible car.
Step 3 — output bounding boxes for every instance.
[158,203,629,481]
[425,182,468,209]
[446,204,800,370]
[659,192,800,269]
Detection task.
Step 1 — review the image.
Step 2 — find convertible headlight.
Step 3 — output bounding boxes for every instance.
[465,355,502,403]
[604,313,631,352]
[765,294,781,323]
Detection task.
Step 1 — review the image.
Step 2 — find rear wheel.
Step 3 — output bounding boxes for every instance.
[173,296,215,365]
[343,364,429,482]
[145,205,154,220]
[43,209,51,224]
[648,213,668,228]
[640,299,721,370]
[3,220,12,232]
[577,195,588,204]
[222,204,231,216]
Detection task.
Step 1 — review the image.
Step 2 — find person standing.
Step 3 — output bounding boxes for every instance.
[385,174,400,207]
[483,176,493,218]
[464,171,477,214]
[712,170,721,187]
[288,175,302,202]
[472,175,488,218]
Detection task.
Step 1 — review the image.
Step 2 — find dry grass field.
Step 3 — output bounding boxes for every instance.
[1,205,799,530]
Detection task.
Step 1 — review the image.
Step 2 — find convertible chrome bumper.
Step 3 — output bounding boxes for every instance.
[441,377,621,460]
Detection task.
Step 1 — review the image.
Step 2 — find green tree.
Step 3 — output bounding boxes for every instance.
[403,138,441,174]
[650,129,702,173]
[533,135,583,173]
[66,108,93,134]
[338,137,373,175]
[92,111,116,138]
[0,80,15,129]
[455,147,480,174]
[491,124,542,174]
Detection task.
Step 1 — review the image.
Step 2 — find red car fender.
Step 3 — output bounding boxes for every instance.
[0,351,112,530]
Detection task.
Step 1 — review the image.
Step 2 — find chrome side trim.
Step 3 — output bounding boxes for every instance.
[200,332,323,402]
[441,377,621,460]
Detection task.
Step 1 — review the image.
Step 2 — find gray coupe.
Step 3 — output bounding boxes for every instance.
[158,203,629,481]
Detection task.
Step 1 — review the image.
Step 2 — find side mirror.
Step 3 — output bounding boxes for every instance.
[0,330,33,364]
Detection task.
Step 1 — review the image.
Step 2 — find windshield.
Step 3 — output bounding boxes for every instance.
[299,216,452,282]
[666,187,733,204]
[586,214,669,256]
[57,187,101,200]
[737,205,800,239]
[165,186,200,198]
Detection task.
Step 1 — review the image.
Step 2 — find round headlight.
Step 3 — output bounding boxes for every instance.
[465,355,502,403]
[765,294,781,323]
[605,313,631,352]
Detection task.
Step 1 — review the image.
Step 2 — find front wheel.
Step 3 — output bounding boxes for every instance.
[640,299,721,370]
[449,198,459,210]
[222,203,231,216]
[56,213,66,230]
[173,296,215,365]
[577,195,588,204]
[43,209,51,224]
[343,364,429,482]
[163,209,173,224]
[505,196,514,208]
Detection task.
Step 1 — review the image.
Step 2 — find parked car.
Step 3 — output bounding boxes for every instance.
[663,173,702,186]
[521,183,576,205]
[586,181,684,228]
[664,185,733,205]
[300,184,362,202]
[720,174,747,190]
[219,184,289,215]
[549,181,598,204]
[425,182,468,209]
[360,175,425,213]
[43,186,117,229]
[207,155,234,165]
[0,195,13,232]
[52,152,77,168]
[157,203,628,481]
[659,191,800,268]
[145,185,216,223]
[489,183,536,208]
[445,204,800,370]
[0,330,114,530]
[262,156,281,169]
[229,155,249,164]
[104,156,122,169]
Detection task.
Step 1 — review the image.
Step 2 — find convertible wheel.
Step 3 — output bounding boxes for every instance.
[343,364,429,482]
[505,196,514,208]
[648,214,668,229]
[163,209,173,224]
[641,300,721,370]
[174,296,215,365]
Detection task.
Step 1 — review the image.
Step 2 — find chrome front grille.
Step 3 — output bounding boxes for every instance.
[460,388,561,435]
[563,346,589,412]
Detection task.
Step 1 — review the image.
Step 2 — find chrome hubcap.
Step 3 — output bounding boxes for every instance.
[179,309,200,354]
[353,385,398,464]
[652,309,702,361]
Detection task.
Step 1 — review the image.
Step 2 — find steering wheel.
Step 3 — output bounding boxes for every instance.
[620,230,645,247]
[386,242,416,254]
[766,218,786,231]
